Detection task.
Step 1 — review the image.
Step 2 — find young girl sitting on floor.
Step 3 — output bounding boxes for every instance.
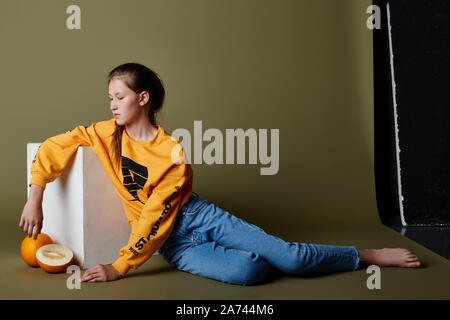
[19,62,421,285]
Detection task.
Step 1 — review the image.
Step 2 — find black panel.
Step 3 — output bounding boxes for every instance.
[386,0,450,226]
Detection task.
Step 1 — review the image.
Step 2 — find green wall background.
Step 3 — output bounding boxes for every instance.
[1,0,376,239]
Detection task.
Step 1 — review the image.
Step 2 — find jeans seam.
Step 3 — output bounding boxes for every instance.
[302,245,357,258]
[183,201,209,215]
[324,251,357,260]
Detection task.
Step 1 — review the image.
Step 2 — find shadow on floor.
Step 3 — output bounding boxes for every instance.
[383,216,450,260]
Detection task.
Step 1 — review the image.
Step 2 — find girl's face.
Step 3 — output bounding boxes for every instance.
[108,77,147,126]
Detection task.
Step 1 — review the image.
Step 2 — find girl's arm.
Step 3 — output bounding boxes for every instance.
[19,184,44,239]
[29,124,94,190]
[111,163,193,277]
[21,123,96,238]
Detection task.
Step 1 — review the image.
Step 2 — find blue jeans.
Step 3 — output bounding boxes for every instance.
[159,194,361,286]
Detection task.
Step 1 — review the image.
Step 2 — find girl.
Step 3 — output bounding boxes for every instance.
[19,62,421,285]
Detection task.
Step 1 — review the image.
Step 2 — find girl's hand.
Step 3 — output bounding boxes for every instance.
[19,200,44,239]
[80,264,123,282]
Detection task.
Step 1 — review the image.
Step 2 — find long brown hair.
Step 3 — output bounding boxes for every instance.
[107,63,165,170]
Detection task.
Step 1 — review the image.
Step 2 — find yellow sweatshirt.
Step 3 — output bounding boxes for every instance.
[29,118,193,276]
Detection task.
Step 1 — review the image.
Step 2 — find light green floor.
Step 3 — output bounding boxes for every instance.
[2,223,449,300]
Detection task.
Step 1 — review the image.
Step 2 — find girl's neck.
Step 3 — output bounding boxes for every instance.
[125,117,158,142]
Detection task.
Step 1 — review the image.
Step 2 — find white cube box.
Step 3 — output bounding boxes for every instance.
[27,144,133,269]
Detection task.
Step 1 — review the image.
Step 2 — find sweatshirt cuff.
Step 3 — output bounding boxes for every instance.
[29,173,48,190]
[112,258,131,277]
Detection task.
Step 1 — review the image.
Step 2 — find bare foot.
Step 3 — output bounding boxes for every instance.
[357,248,421,268]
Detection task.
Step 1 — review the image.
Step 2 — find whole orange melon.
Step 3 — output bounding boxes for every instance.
[20,233,54,267]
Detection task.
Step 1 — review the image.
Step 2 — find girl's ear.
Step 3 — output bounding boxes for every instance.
[139,91,150,106]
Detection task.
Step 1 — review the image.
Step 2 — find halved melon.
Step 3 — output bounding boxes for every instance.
[36,244,73,273]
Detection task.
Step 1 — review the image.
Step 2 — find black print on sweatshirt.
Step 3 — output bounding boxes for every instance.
[129,188,180,256]
[32,144,42,164]
[121,156,149,205]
